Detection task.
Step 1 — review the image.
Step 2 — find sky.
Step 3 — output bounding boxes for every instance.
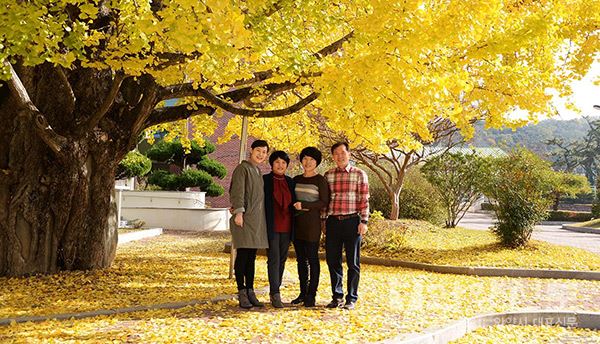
[550,62,600,120]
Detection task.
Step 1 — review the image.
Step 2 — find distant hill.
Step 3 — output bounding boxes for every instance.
[466,117,597,161]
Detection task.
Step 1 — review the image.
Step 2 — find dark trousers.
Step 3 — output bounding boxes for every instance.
[325,216,361,302]
[234,248,257,291]
[293,239,320,297]
[267,232,290,295]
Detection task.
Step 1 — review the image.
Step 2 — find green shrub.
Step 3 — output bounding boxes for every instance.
[116,151,152,179]
[205,183,225,197]
[368,186,392,218]
[547,210,593,222]
[146,139,216,166]
[483,149,553,248]
[148,168,224,196]
[197,157,227,179]
[148,170,180,190]
[145,138,225,196]
[368,168,445,224]
[361,218,409,255]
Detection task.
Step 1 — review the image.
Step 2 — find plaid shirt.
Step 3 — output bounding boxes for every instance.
[323,164,370,221]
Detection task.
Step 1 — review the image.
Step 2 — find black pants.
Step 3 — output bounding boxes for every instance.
[293,239,320,297]
[234,248,257,291]
[267,232,290,295]
[325,216,361,302]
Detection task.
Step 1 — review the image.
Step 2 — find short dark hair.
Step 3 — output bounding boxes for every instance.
[299,146,322,166]
[268,150,290,166]
[331,142,349,154]
[251,139,269,151]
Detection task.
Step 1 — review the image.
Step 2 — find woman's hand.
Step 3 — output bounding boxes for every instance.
[234,213,244,227]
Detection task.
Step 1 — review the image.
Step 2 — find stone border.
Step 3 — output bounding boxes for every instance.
[382,310,600,344]
[360,256,600,281]
[562,225,600,235]
[224,243,600,281]
[0,284,275,326]
[118,228,163,244]
[0,295,228,326]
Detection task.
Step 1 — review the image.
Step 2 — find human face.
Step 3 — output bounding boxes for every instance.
[249,146,268,165]
[271,158,288,176]
[332,144,350,169]
[301,156,317,174]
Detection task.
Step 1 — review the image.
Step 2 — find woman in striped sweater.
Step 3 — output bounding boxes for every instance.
[292,147,330,307]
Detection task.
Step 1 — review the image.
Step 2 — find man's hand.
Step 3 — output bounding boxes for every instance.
[234,213,244,227]
[293,202,303,210]
[358,222,368,235]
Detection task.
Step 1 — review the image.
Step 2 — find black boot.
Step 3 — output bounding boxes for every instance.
[304,295,316,307]
[270,293,284,308]
[238,289,252,309]
[247,289,264,307]
[291,294,304,305]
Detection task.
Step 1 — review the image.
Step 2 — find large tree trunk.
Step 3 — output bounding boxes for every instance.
[0,64,155,277]
[0,134,119,276]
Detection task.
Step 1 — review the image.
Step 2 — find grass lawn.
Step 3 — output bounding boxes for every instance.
[571,218,600,229]
[1,232,600,343]
[362,219,600,271]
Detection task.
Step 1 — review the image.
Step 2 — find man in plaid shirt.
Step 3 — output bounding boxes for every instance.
[322,142,369,310]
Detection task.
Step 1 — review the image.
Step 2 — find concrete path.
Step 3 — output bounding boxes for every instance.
[458,212,600,255]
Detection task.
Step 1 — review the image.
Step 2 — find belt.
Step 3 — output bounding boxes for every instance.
[330,213,359,221]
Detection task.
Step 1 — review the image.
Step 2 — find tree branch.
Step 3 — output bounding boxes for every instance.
[219,80,297,103]
[144,104,215,128]
[160,83,318,118]
[56,66,76,114]
[230,30,354,88]
[84,72,125,134]
[4,61,68,156]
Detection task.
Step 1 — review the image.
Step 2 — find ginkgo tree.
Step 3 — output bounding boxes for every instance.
[0,0,597,276]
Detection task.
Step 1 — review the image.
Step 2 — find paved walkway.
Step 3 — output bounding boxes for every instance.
[458,212,600,255]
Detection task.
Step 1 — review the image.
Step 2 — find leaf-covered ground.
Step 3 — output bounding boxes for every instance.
[1,231,600,343]
[451,325,600,343]
[362,219,600,271]
[0,232,236,319]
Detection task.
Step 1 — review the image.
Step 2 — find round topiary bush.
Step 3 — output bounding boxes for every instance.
[116,151,152,179]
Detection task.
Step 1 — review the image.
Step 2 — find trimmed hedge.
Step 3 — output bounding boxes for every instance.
[547,210,593,222]
[146,139,216,166]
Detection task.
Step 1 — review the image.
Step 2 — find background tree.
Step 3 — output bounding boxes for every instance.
[422,151,492,228]
[346,118,463,220]
[482,149,556,248]
[548,172,591,211]
[469,117,593,161]
[145,139,226,197]
[1,1,596,276]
